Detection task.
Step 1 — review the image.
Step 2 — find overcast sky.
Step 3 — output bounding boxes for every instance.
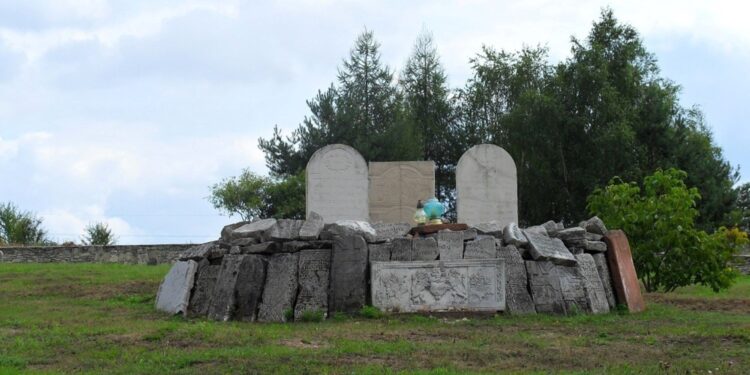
[1,0,748,244]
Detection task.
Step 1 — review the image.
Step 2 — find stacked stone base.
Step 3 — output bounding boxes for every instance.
[156,215,631,322]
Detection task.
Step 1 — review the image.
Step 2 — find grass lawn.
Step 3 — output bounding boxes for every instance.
[0,263,748,374]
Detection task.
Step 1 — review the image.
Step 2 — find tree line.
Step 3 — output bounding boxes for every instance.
[249,9,744,230]
[0,202,117,246]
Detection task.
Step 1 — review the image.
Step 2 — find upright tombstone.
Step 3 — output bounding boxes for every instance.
[603,230,646,312]
[369,161,435,223]
[329,235,368,314]
[456,144,518,227]
[295,249,332,320]
[306,144,369,223]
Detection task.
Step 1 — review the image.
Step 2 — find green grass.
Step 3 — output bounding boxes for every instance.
[0,263,748,374]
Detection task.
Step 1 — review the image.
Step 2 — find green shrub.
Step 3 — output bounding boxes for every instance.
[296,310,325,323]
[359,305,384,319]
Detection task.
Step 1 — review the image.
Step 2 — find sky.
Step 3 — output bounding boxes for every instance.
[1,0,748,244]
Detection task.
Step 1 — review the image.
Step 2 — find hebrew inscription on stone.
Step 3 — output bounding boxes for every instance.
[371,259,505,312]
[306,144,369,222]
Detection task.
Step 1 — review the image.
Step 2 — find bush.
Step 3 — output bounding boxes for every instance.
[587,168,747,292]
[81,222,117,246]
[359,305,384,319]
[0,202,50,246]
[296,310,325,323]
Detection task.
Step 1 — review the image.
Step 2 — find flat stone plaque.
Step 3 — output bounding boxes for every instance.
[464,236,496,259]
[188,259,220,317]
[155,260,198,315]
[329,235,368,314]
[306,144,369,223]
[575,253,610,314]
[294,249,332,320]
[497,245,535,314]
[371,259,505,313]
[437,231,464,260]
[592,253,617,309]
[369,161,435,223]
[525,231,577,266]
[412,238,439,261]
[456,144,518,227]
[258,253,300,322]
[603,230,645,312]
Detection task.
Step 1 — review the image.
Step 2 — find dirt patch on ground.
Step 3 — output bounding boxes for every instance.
[279,339,328,349]
[647,294,750,314]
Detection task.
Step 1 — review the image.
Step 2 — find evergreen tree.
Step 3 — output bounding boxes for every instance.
[400,31,455,201]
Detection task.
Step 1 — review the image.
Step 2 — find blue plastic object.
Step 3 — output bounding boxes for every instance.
[422,197,444,221]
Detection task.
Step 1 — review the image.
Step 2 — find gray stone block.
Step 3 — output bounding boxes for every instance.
[557,264,591,314]
[462,228,478,241]
[221,221,249,242]
[322,220,377,243]
[437,231,464,260]
[371,223,411,242]
[329,235,368,314]
[502,223,528,247]
[584,240,607,253]
[229,219,277,241]
[554,227,587,247]
[155,260,198,315]
[207,255,266,322]
[464,236,496,259]
[179,242,223,261]
[368,242,392,262]
[592,253,617,309]
[497,245,535,314]
[580,216,608,235]
[525,231,577,266]
[390,237,413,261]
[299,211,325,240]
[371,259,505,312]
[239,241,278,254]
[294,249,332,320]
[525,260,566,315]
[412,237,439,261]
[268,219,304,241]
[188,259,220,317]
[472,221,503,237]
[258,253,299,322]
[575,254,610,314]
[524,225,547,235]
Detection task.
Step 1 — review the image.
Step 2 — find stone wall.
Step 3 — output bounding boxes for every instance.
[0,244,189,265]
[733,255,750,275]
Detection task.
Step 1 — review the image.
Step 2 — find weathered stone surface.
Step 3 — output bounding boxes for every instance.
[155,260,198,315]
[412,238,439,261]
[294,249,332,320]
[179,242,223,260]
[390,238,413,261]
[584,240,607,253]
[322,220,377,243]
[592,253,617,309]
[371,259,505,312]
[463,228,478,241]
[464,236,496,259]
[557,264,591,314]
[258,253,299,322]
[554,227,586,247]
[239,241,278,254]
[524,226,547,235]
[306,144,369,223]
[437,231,464,260]
[368,242,392,262]
[472,221,504,237]
[188,259,220,317]
[230,219,277,241]
[502,223,528,247]
[585,232,603,241]
[371,222,411,242]
[525,231,577,266]
[497,245,535,314]
[525,261,566,314]
[581,216,608,235]
[329,235,368,314]
[234,255,267,322]
[603,230,645,312]
[281,240,313,253]
[230,237,259,247]
[208,255,245,321]
[299,211,325,240]
[369,161,435,223]
[221,221,249,242]
[268,219,304,241]
[456,144,518,227]
[575,254,610,314]
[541,220,564,236]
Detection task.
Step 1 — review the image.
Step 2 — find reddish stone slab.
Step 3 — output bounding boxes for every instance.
[603,230,645,313]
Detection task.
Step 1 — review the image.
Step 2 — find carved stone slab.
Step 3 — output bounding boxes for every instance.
[456,144,518,227]
[208,255,265,321]
[368,242,392,262]
[557,264,591,314]
[575,254,610,314]
[437,231,464,260]
[371,259,505,313]
[369,161,435,223]
[258,253,300,322]
[306,144,369,223]
[525,261,566,314]
[603,230,645,312]
[371,222,411,242]
[329,236,368,314]
[497,245,535,314]
[464,236,496,259]
[294,249,332,320]
[525,231,577,266]
[412,237,439,261]
[390,238,413,261]
[592,253,617,309]
[155,260,198,315]
[188,259,220,317]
